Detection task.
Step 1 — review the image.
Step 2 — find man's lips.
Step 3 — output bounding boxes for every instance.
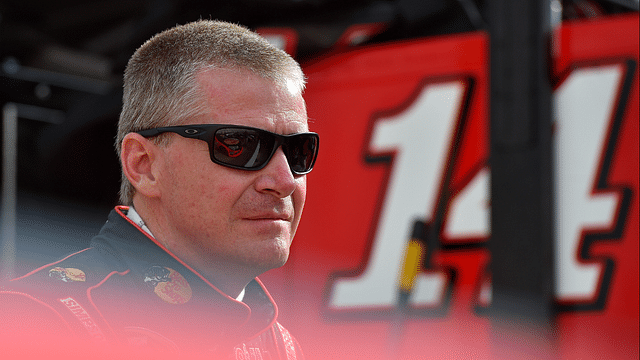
[243,213,292,221]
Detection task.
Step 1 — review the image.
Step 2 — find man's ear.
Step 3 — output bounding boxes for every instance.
[121,133,162,198]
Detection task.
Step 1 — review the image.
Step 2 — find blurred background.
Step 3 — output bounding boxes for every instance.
[1,0,638,359]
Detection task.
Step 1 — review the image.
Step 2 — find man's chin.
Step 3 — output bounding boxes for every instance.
[247,249,290,274]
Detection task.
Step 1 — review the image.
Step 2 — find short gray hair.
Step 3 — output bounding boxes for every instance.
[116,20,306,205]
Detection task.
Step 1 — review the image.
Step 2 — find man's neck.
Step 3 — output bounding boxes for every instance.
[127,203,252,301]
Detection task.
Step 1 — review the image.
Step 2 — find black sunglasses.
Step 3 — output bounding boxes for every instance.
[136,124,319,175]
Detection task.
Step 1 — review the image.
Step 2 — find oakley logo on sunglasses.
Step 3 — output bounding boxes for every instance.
[136,124,319,175]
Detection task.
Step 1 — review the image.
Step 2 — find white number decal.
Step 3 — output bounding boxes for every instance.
[329,81,466,309]
[554,65,623,302]
[443,167,490,241]
[328,64,624,312]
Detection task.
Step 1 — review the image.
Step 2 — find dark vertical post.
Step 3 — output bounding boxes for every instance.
[1,103,18,281]
[486,0,555,358]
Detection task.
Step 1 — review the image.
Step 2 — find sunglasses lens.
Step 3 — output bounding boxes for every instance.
[213,128,275,169]
[212,127,318,173]
[286,134,318,174]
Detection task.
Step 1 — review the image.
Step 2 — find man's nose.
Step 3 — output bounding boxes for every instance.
[254,147,296,198]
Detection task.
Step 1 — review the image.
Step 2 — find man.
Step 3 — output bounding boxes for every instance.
[0,20,318,359]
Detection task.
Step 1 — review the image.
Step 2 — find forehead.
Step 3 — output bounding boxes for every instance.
[192,67,308,132]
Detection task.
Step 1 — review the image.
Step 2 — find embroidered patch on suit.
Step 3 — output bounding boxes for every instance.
[277,323,297,360]
[59,297,106,342]
[143,266,192,304]
[49,267,86,282]
[235,344,270,360]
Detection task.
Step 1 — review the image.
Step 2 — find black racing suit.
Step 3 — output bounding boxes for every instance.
[0,206,304,360]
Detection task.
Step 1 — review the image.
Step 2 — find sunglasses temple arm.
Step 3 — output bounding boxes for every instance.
[137,129,162,137]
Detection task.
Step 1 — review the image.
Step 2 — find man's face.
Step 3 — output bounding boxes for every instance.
[153,68,308,278]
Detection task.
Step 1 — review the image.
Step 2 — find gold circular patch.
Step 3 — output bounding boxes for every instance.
[153,268,192,304]
[49,267,86,282]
